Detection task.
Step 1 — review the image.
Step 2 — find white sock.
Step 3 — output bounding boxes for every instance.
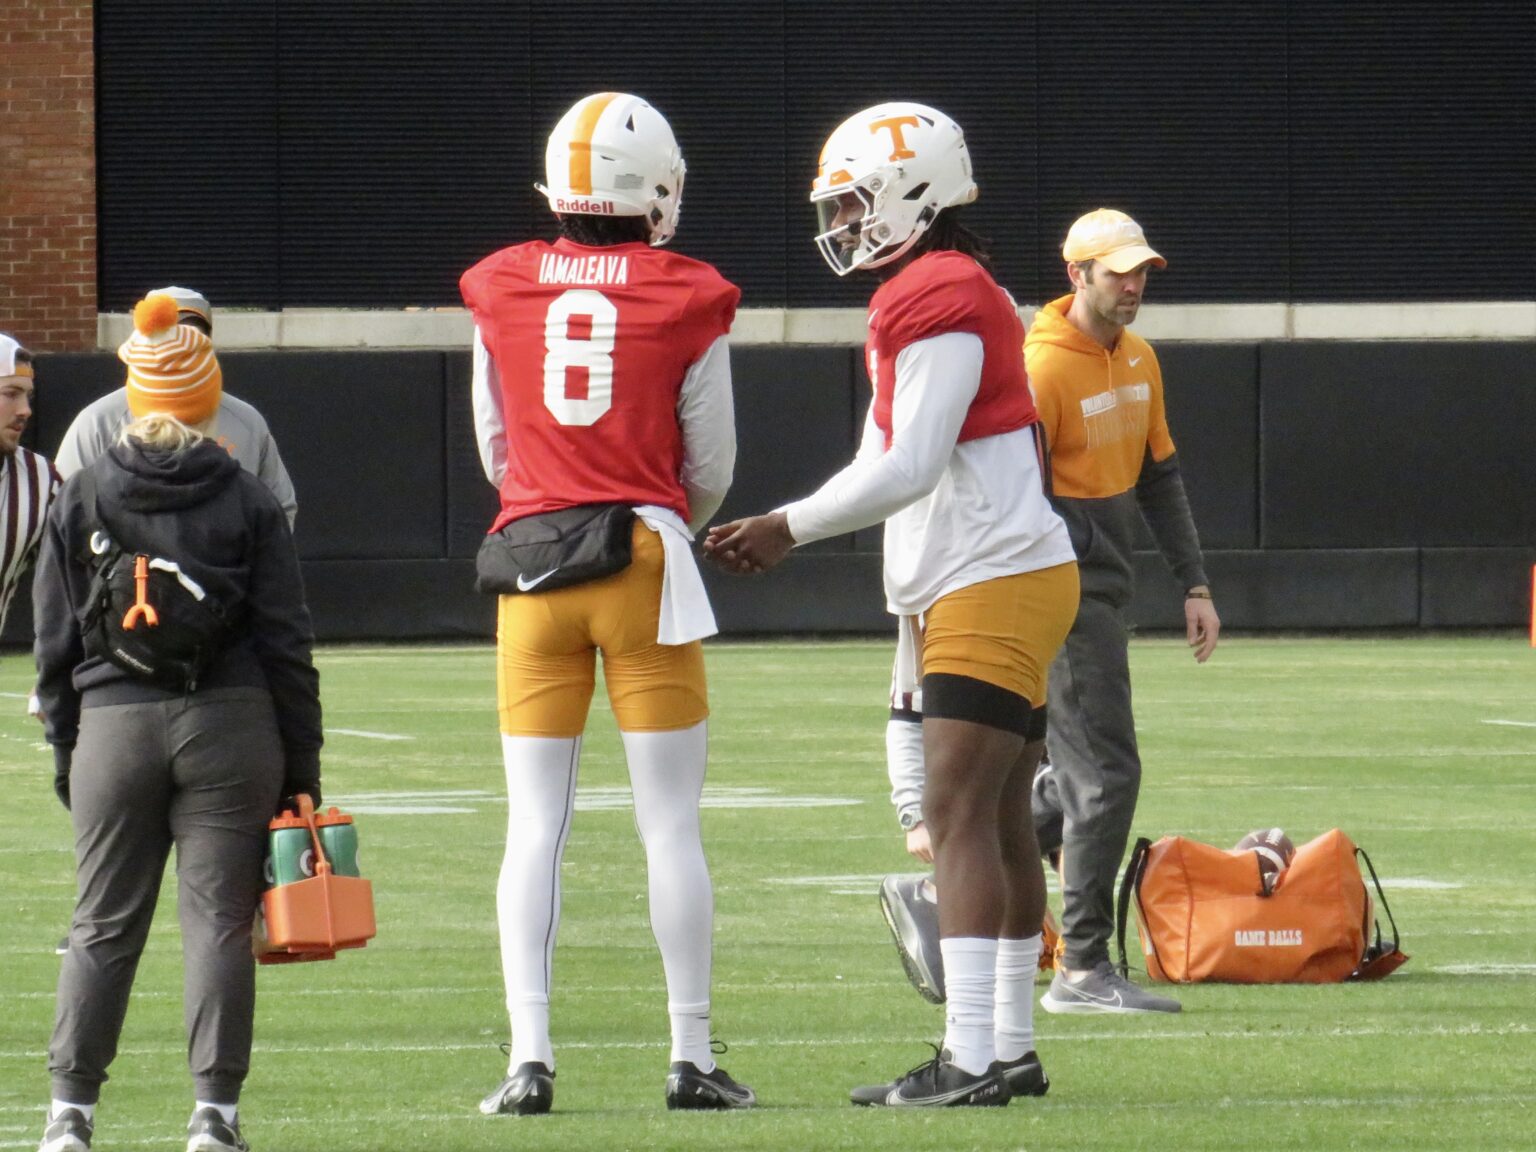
[193,1102,236,1125]
[509,1001,551,1072]
[622,722,716,1068]
[497,734,581,1070]
[994,934,1042,1061]
[941,937,998,1075]
[669,1003,714,1072]
[51,1100,93,1122]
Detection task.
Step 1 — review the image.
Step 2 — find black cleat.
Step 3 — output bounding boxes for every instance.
[665,1061,756,1110]
[184,1108,248,1152]
[994,1050,1049,1097]
[850,1047,1010,1108]
[55,935,70,957]
[38,1107,92,1152]
[479,1062,554,1116]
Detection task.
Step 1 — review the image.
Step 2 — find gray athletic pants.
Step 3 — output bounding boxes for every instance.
[50,688,284,1105]
[1031,595,1140,970]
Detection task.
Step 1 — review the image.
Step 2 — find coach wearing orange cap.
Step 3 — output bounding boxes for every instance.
[53,287,296,527]
[1026,208,1220,1016]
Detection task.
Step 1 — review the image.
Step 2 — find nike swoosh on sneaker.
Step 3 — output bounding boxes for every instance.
[1066,985,1124,1007]
[886,1078,1001,1106]
[516,568,559,591]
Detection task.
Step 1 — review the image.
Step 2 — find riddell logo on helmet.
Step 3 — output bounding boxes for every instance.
[554,196,616,214]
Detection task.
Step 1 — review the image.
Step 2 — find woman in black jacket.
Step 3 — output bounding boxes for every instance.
[33,298,321,1152]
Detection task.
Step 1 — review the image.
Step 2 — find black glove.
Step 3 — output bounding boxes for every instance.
[53,745,73,810]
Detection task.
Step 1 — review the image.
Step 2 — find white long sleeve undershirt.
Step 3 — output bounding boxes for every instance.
[784,332,982,545]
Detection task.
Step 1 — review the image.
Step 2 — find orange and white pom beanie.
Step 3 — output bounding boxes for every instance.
[118,293,223,424]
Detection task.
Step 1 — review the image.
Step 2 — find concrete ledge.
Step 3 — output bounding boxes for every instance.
[99,302,1536,350]
[1291,301,1536,340]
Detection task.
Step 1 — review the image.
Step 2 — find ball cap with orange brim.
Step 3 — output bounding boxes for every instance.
[1062,208,1167,273]
[0,334,33,379]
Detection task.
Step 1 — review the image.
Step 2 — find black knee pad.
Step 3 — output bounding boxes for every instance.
[921,672,1034,738]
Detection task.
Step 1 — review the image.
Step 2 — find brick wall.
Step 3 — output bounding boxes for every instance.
[1,1,96,352]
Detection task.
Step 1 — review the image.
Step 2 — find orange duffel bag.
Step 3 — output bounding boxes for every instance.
[1115,828,1407,984]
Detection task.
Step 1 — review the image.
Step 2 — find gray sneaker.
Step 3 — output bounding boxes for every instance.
[878,874,945,1004]
[1039,961,1181,1015]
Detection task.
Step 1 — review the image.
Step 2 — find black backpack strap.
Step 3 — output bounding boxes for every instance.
[1115,836,1154,977]
[1354,845,1401,961]
[72,468,121,622]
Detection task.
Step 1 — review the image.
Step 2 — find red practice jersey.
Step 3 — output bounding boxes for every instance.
[461,238,739,531]
[866,251,1038,450]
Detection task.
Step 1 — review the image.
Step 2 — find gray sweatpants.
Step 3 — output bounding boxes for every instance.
[50,688,284,1105]
[1031,595,1140,970]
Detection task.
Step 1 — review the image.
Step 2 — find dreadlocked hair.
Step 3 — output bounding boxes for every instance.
[914,208,994,270]
[557,214,651,246]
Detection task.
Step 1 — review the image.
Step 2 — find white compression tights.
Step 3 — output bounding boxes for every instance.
[497,722,716,1071]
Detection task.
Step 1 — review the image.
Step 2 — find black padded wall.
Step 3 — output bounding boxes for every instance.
[228,352,447,560]
[1260,342,1536,550]
[10,340,1531,644]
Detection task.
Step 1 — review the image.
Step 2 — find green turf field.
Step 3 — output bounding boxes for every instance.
[2,635,1534,1150]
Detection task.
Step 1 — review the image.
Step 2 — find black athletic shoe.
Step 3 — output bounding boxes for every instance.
[665,1061,756,1110]
[479,1062,554,1115]
[994,1051,1049,1097]
[184,1108,248,1152]
[55,935,69,957]
[849,1047,1010,1108]
[38,1107,92,1152]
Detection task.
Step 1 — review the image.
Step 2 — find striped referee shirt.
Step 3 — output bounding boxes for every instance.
[0,445,60,632]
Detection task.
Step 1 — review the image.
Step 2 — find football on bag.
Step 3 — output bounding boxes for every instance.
[1232,827,1297,895]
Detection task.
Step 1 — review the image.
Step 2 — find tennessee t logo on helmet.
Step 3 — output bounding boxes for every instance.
[809,101,979,276]
[869,114,920,161]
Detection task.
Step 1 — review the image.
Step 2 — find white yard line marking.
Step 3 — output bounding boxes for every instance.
[1379,877,1462,889]
[1432,963,1536,975]
[1,1021,1528,1063]
[341,805,476,815]
[1480,719,1536,728]
[334,790,494,801]
[325,728,414,741]
[7,1094,1536,1145]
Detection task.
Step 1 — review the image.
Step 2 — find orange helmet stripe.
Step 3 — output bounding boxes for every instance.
[568,92,620,196]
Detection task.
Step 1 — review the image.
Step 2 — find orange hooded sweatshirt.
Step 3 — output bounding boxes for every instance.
[1024,294,1207,606]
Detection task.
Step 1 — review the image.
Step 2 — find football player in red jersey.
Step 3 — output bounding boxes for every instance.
[706,103,1080,1108]
[460,92,752,1115]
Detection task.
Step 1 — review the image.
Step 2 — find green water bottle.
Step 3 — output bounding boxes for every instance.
[316,809,360,877]
[268,811,316,888]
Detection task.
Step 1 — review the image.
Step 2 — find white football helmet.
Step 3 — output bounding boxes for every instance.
[536,92,686,246]
[810,102,979,275]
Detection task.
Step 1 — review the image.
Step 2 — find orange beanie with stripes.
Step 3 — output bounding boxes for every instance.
[118,293,223,424]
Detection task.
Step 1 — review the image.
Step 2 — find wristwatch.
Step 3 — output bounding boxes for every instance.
[898,805,924,832]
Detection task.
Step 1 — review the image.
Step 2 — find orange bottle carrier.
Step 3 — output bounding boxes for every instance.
[257,794,376,965]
